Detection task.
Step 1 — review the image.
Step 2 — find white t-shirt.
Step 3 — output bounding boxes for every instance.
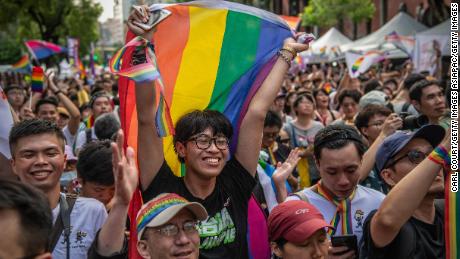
[286,185,385,242]
[62,125,75,148]
[75,127,98,152]
[52,195,107,259]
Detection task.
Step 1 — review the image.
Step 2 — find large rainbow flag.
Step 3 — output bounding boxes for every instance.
[25,40,66,60]
[117,1,292,258]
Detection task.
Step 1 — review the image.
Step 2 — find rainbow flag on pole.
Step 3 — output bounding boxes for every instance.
[345,50,387,78]
[25,40,66,60]
[11,54,32,73]
[446,169,459,259]
[31,66,44,93]
[117,1,292,258]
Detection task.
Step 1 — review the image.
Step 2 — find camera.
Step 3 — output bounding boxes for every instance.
[400,112,429,130]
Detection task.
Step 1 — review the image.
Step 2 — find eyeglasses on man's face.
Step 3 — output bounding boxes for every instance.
[152,220,200,237]
[387,149,429,168]
[187,134,229,150]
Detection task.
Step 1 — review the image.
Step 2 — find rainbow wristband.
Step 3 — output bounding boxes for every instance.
[428,145,450,170]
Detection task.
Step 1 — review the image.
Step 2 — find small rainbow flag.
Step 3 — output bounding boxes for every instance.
[25,40,66,60]
[446,170,459,259]
[11,54,31,73]
[350,50,386,76]
[31,66,44,93]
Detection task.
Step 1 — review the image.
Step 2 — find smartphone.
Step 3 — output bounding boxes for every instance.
[132,7,171,31]
[331,234,358,256]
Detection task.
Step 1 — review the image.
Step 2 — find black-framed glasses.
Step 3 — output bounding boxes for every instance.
[153,220,200,237]
[263,131,279,139]
[386,150,429,168]
[188,134,229,150]
[277,136,290,144]
[367,120,385,127]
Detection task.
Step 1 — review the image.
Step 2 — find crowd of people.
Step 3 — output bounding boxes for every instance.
[0,4,453,259]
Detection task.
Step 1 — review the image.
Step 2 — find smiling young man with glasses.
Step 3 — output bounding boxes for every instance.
[360,124,449,258]
[128,6,311,258]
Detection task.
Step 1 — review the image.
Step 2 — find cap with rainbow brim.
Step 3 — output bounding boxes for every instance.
[136,193,208,240]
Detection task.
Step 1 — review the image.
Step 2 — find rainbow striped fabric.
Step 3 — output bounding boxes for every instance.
[136,193,189,236]
[317,182,356,236]
[25,40,66,60]
[11,54,31,73]
[31,66,44,93]
[348,50,386,77]
[446,169,459,259]
[117,2,292,258]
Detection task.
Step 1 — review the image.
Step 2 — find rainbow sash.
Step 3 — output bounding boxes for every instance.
[316,182,356,236]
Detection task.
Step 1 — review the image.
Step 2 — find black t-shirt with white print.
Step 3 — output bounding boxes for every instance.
[142,158,256,259]
[359,203,445,259]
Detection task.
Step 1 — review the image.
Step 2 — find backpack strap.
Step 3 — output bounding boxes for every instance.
[85,128,93,144]
[292,191,310,203]
[49,194,77,257]
[402,102,411,113]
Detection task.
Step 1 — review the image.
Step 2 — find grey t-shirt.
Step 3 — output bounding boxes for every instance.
[283,121,323,182]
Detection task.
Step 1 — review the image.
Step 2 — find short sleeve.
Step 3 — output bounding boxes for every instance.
[141,160,180,202]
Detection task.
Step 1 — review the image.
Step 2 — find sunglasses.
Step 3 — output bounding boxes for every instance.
[386,150,429,168]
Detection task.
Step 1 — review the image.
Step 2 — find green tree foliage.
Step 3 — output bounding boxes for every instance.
[0,0,102,61]
[302,0,375,30]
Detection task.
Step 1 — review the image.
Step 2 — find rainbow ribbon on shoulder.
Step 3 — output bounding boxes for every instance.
[109,36,174,137]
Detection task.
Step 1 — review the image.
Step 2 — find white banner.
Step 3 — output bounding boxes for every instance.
[414,34,449,74]
[0,88,14,159]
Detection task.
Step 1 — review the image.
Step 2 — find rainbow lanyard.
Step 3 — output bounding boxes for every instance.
[316,182,356,236]
[109,36,174,137]
[268,146,277,165]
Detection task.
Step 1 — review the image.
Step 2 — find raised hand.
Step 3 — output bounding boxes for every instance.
[111,130,138,206]
[127,5,154,40]
[272,148,301,184]
[381,113,403,137]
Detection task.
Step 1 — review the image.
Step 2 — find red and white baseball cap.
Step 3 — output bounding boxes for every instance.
[268,200,333,244]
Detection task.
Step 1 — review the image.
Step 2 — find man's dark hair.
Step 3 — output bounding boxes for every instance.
[338,89,362,107]
[409,79,442,102]
[403,73,425,90]
[313,125,366,161]
[173,110,233,163]
[354,104,392,135]
[94,113,120,140]
[77,140,114,186]
[9,119,66,156]
[35,97,58,113]
[0,179,52,254]
[89,91,111,109]
[363,79,381,94]
[264,110,282,129]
